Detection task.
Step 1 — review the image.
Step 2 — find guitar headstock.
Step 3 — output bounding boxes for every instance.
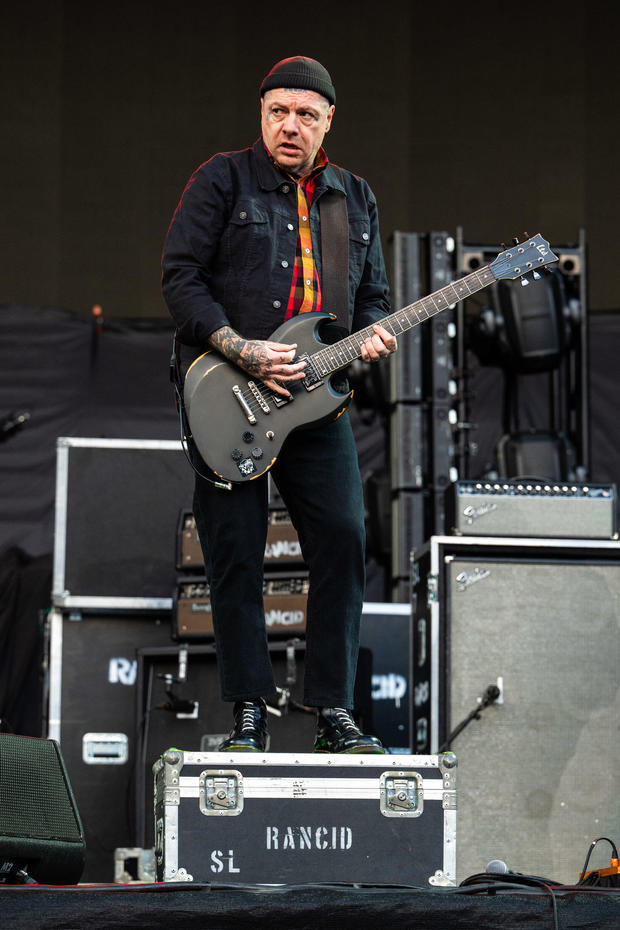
[490,234,558,286]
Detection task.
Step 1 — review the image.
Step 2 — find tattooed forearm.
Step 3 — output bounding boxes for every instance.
[209,326,247,365]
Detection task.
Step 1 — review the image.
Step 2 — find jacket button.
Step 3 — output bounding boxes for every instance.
[282,184,290,194]
[273,300,282,309]
[239,211,247,220]
[362,232,369,241]
[281,260,289,268]
[287,223,294,231]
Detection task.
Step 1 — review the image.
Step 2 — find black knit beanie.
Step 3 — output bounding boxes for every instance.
[260,56,336,106]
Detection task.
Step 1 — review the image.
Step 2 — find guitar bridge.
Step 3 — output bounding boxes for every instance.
[248,381,270,414]
[232,385,257,424]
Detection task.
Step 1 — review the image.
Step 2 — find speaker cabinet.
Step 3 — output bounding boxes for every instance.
[412,535,620,884]
[47,609,172,880]
[0,734,85,884]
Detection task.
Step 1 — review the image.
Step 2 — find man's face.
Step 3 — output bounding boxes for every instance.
[261,88,334,177]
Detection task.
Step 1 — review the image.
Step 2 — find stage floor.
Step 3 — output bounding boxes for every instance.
[1,881,619,930]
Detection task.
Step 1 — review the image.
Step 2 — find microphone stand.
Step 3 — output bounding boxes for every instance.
[266,638,316,718]
[438,684,501,753]
[0,411,30,442]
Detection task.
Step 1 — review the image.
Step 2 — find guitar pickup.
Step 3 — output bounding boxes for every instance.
[272,392,293,408]
[297,354,323,391]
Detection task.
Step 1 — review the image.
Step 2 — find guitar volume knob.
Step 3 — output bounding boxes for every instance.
[251,447,264,460]
[231,449,243,462]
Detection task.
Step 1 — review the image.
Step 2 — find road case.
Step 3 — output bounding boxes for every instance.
[153,749,456,886]
[52,438,192,610]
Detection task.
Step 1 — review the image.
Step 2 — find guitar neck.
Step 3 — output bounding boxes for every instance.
[310,263,497,376]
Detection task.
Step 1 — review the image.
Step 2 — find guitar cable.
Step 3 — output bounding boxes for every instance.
[170,333,232,491]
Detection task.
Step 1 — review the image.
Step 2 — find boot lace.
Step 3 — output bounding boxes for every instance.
[332,708,361,734]
[239,704,259,732]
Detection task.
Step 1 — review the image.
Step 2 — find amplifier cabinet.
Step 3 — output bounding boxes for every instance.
[411,535,620,884]
[177,509,305,570]
[446,480,617,539]
[53,438,193,610]
[173,572,310,639]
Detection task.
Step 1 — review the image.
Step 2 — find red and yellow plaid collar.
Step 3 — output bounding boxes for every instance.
[265,145,328,191]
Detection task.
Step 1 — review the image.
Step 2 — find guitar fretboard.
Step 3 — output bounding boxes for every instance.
[311,264,496,377]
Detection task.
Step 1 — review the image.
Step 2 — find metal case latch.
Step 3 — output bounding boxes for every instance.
[379,771,424,818]
[199,769,244,816]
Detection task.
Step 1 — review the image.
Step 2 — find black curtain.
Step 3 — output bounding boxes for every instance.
[0,548,51,735]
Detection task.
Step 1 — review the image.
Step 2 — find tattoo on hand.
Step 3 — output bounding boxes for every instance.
[209,326,269,378]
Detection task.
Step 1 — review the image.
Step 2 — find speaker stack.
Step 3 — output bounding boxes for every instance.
[412,530,620,884]
[49,438,193,881]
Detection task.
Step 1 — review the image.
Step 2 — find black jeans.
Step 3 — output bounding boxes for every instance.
[192,413,366,709]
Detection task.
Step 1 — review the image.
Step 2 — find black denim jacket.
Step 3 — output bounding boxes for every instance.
[162,139,390,349]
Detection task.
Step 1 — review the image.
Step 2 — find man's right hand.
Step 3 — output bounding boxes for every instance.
[209,326,307,397]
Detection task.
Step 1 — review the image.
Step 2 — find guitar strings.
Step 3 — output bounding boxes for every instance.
[237,263,495,414]
[239,252,543,409]
[229,243,552,429]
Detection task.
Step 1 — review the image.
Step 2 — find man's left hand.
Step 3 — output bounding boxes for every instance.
[360,324,397,363]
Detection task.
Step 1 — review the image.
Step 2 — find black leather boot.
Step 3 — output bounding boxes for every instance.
[313,707,385,754]
[218,699,268,752]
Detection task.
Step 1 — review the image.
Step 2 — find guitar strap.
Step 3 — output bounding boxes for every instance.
[319,168,350,334]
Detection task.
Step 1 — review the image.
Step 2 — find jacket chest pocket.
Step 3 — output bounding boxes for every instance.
[227,201,271,269]
[228,200,269,237]
[348,219,371,280]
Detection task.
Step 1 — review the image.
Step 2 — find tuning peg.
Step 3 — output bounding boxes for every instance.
[523,231,529,240]
[512,236,520,245]
[532,270,541,280]
[499,241,506,249]
[520,276,530,286]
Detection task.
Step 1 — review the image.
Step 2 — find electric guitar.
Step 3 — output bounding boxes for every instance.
[184,234,558,484]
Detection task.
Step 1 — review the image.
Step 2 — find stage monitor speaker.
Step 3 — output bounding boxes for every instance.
[412,537,620,884]
[0,734,85,884]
